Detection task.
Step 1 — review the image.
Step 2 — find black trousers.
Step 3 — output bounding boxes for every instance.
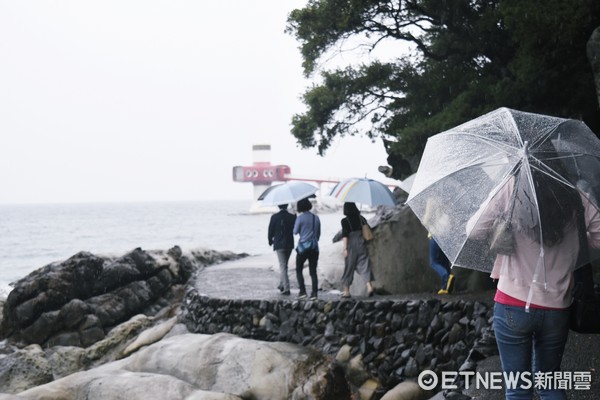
[296,249,319,296]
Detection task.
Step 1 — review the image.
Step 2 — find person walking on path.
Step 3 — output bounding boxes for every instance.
[429,235,455,294]
[340,202,374,298]
[293,198,321,299]
[268,204,296,296]
[467,170,600,400]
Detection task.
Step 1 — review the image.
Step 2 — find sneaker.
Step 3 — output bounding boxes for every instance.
[281,290,290,296]
[437,288,449,295]
[446,274,456,293]
[309,293,318,300]
[297,293,307,299]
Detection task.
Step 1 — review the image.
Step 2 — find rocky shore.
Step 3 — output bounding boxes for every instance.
[0,203,597,399]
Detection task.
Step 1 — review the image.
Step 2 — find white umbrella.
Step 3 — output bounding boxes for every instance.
[397,173,416,194]
[259,181,318,206]
[329,178,396,206]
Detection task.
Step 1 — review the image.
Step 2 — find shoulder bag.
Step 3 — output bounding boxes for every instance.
[361,216,374,242]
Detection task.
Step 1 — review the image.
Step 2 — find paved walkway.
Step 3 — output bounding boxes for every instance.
[194,252,600,399]
[194,248,495,303]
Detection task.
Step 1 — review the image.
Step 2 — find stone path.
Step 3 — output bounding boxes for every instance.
[193,245,496,303]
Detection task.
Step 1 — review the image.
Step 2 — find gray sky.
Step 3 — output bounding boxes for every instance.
[0,1,396,204]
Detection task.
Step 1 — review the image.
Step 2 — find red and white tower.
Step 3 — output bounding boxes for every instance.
[232,144,291,202]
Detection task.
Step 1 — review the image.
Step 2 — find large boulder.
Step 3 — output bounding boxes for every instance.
[17,333,350,400]
[367,205,438,295]
[0,247,245,349]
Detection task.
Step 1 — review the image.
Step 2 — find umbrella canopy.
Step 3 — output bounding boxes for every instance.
[397,173,416,195]
[329,178,396,207]
[259,181,318,206]
[407,107,600,273]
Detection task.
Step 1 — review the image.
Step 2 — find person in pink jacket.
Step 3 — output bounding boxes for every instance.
[468,170,600,400]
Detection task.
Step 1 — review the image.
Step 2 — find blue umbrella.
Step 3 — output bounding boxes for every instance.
[329,178,396,206]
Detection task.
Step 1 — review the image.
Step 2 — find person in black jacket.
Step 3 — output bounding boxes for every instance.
[268,204,296,295]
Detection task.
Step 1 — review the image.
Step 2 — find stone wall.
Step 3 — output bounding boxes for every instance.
[181,289,494,396]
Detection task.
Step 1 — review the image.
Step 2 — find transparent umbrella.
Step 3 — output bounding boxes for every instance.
[407,107,600,274]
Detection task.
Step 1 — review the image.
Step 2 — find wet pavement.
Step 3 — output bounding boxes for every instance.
[193,246,496,303]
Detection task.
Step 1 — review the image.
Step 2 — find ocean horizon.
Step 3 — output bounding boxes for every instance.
[0,200,344,297]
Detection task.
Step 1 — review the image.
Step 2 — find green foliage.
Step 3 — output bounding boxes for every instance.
[287,0,600,179]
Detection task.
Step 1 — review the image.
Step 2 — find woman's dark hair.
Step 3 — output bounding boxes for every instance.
[297,198,312,212]
[533,171,578,247]
[343,202,360,216]
[530,149,580,247]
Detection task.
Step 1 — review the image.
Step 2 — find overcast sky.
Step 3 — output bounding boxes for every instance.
[0,1,398,204]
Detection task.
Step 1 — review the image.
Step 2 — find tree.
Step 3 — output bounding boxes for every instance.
[286,0,600,179]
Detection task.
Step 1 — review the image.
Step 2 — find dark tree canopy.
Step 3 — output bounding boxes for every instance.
[287,0,600,179]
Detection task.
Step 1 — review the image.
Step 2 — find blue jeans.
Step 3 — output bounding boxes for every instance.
[493,302,570,399]
[429,239,451,288]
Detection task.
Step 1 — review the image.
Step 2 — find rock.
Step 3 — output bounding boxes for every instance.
[0,394,22,400]
[358,378,380,400]
[19,333,348,400]
[363,206,439,295]
[336,344,352,362]
[347,354,371,387]
[122,316,178,357]
[0,345,52,394]
[380,380,428,400]
[404,357,419,377]
[0,248,246,349]
[185,392,243,400]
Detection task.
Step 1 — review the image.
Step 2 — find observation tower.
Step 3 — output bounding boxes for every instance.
[233,144,341,212]
[232,145,290,210]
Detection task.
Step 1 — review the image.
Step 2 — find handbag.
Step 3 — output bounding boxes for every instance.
[361,217,374,241]
[570,200,600,334]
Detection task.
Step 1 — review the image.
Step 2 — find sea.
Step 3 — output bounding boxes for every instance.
[0,201,344,298]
